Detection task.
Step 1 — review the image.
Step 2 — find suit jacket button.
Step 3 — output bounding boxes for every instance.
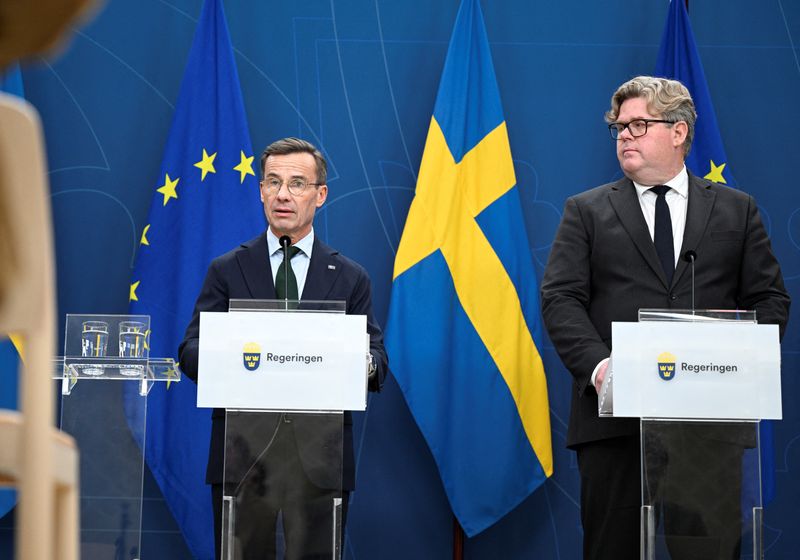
[669,294,677,301]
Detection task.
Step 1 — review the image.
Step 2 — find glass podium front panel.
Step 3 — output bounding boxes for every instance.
[56,314,180,560]
[640,420,761,560]
[229,299,347,314]
[221,300,348,560]
[222,411,344,560]
[638,309,757,324]
[638,310,762,560]
[57,375,146,559]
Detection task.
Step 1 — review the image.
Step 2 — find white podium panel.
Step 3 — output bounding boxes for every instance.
[611,321,781,420]
[197,311,368,411]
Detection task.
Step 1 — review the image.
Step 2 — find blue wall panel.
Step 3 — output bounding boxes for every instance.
[2,1,798,557]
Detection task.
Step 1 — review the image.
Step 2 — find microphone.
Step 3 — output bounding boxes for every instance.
[683,250,697,313]
[279,235,291,309]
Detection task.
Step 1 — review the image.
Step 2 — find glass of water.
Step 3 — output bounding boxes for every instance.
[119,321,147,376]
[81,320,108,375]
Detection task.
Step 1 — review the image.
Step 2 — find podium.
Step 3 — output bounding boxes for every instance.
[600,310,782,560]
[197,300,368,560]
[54,314,181,559]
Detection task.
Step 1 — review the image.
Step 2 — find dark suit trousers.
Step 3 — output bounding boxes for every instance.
[577,435,642,560]
[643,424,745,560]
[211,421,349,560]
[577,429,745,560]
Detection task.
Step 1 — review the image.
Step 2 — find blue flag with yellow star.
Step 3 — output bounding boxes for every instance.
[385,0,552,536]
[655,0,733,186]
[655,0,776,505]
[127,0,264,557]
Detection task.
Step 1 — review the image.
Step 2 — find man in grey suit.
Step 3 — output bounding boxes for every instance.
[541,76,789,559]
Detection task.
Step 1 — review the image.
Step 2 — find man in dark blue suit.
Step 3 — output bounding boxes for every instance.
[179,137,388,559]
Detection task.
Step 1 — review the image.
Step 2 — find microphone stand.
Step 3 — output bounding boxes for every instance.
[683,250,697,317]
[280,235,291,311]
[690,255,695,315]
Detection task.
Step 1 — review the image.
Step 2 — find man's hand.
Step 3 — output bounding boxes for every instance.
[594,358,609,394]
[367,352,376,381]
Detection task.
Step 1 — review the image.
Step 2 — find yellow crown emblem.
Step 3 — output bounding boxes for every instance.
[657,351,676,363]
[242,342,262,371]
[657,351,677,381]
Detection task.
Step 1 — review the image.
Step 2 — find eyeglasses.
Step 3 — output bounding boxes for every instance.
[260,177,320,196]
[608,119,675,140]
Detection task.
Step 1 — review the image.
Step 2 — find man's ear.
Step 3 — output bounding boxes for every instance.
[673,121,689,148]
[316,184,328,207]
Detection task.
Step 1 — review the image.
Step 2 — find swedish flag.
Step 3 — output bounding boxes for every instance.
[385,0,552,536]
[127,0,264,557]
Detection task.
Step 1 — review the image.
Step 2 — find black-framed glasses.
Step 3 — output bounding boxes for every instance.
[261,177,320,196]
[608,119,675,139]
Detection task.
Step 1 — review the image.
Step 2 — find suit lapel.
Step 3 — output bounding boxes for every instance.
[672,174,715,287]
[301,237,342,301]
[608,178,671,288]
[236,232,276,299]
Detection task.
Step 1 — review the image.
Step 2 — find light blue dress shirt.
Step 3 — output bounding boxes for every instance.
[266,228,314,297]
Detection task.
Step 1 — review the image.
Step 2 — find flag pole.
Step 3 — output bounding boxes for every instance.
[453,516,464,560]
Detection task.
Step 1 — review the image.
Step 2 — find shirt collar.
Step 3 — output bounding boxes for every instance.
[267,228,315,258]
[633,165,689,199]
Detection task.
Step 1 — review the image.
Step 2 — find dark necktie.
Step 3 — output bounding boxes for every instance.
[650,185,674,285]
[275,245,301,300]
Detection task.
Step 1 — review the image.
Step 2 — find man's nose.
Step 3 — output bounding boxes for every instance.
[275,183,292,199]
[618,125,634,141]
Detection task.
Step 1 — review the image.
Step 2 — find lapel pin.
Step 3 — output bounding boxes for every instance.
[328,264,336,270]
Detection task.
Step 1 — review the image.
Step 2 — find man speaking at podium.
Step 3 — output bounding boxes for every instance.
[179,137,388,559]
[541,77,789,559]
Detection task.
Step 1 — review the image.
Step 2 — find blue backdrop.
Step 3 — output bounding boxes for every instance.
[2,1,799,558]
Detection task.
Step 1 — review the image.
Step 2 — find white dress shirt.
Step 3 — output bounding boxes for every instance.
[632,165,689,267]
[592,167,690,391]
[267,228,314,297]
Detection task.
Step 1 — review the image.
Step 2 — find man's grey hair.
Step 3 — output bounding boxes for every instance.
[605,76,697,157]
[260,137,327,184]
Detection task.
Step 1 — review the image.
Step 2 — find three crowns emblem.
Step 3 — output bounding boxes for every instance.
[657,351,677,381]
[242,342,261,371]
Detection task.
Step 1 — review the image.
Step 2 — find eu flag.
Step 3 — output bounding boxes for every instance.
[655,0,733,186]
[655,0,775,504]
[128,1,264,557]
[385,0,552,536]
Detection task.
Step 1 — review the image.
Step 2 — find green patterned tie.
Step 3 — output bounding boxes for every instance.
[275,245,301,300]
